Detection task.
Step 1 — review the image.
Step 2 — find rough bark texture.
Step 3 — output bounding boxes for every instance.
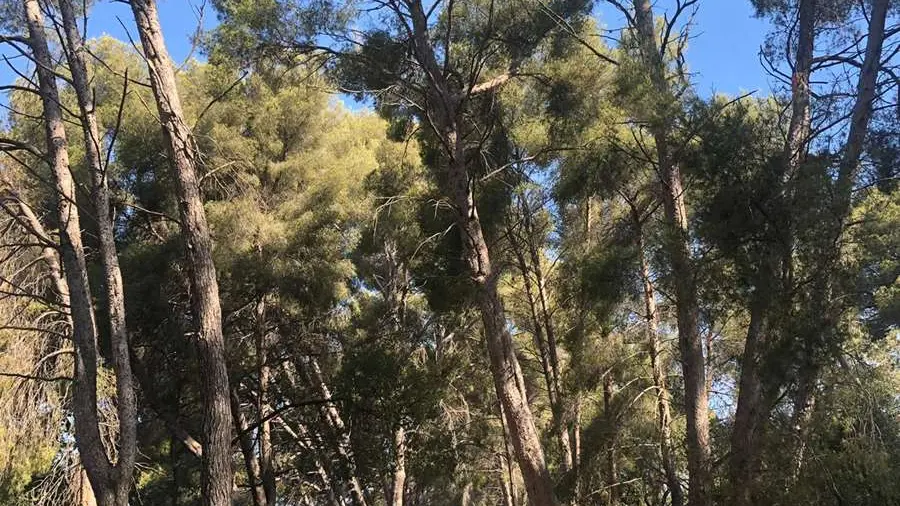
[403,2,555,504]
[24,2,113,504]
[128,2,234,505]
[630,2,710,504]
[58,2,138,503]
[634,210,683,506]
[391,426,407,506]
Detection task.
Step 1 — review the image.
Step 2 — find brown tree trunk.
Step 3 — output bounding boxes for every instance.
[255,297,276,505]
[402,2,555,503]
[509,216,572,474]
[23,2,114,504]
[630,2,710,504]
[128,2,233,505]
[58,2,137,504]
[730,2,815,501]
[231,389,268,506]
[603,376,619,506]
[633,208,683,506]
[390,426,407,506]
[790,0,889,482]
[281,419,343,506]
[303,357,368,506]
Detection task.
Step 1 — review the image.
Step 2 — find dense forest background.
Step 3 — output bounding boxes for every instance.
[0,0,898,505]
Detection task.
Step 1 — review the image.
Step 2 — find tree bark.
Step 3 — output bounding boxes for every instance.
[633,208,683,506]
[603,376,619,506]
[128,2,234,505]
[23,2,114,504]
[231,389,268,506]
[303,357,368,506]
[730,2,815,501]
[402,2,555,503]
[255,297,276,505]
[629,2,710,504]
[390,426,407,506]
[789,0,889,482]
[57,2,137,504]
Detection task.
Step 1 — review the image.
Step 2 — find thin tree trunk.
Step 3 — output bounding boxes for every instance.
[231,389,268,506]
[509,218,572,473]
[128,2,233,505]
[519,196,574,472]
[633,208,683,506]
[630,2,710,504]
[281,419,343,506]
[603,376,619,506]
[23,3,114,504]
[402,3,555,503]
[57,3,137,504]
[303,358,368,506]
[255,297,276,505]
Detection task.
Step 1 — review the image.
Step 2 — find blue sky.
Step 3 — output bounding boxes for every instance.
[1,0,775,111]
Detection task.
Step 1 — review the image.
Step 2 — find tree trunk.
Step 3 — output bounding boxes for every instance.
[509,216,572,474]
[789,0,889,482]
[231,389,268,506]
[58,2,137,504]
[402,2,555,503]
[23,2,114,504]
[391,426,407,506]
[603,376,619,506]
[633,210,683,506]
[303,357,368,506]
[730,2,815,501]
[128,2,234,505]
[255,297,276,505]
[630,2,710,504]
[281,419,343,506]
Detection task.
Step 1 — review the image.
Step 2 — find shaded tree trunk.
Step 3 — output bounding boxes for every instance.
[730,2,815,502]
[128,2,234,505]
[255,297,276,505]
[629,2,710,503]
[231,389,268,506]
[790,0,889,482]
[402,2,555,503]
[303,357,368,506]
[632,206,683,506]
[58,3,137,504]
[603,376,619,506]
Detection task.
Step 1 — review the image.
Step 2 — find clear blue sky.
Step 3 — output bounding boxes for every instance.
[2,0,774,113]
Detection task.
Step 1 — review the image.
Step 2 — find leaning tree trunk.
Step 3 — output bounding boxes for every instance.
[58,3,138,504]
[231,389,268,506]
[23,2,115,504]
[403,2,555,503]
[630,2,710,504]
[128,2,233,505]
